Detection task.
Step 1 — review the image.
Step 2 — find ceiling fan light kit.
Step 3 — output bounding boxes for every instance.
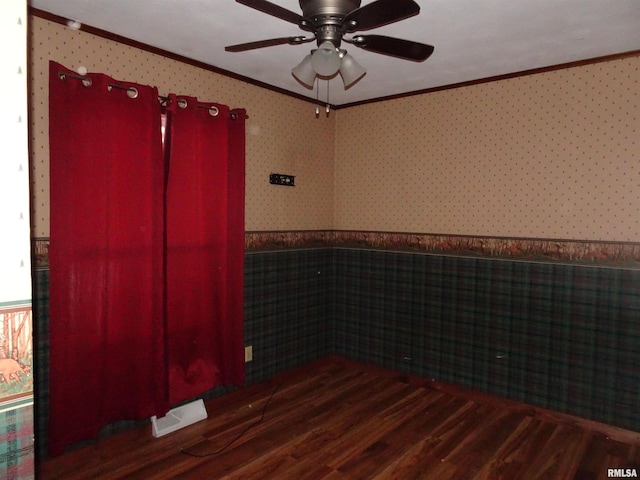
[227,0,434,93]
[292,44,366,89]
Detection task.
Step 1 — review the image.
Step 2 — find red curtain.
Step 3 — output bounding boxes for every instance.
[48,62,167,455]
[165,96,246,404]
[48,62,246,455]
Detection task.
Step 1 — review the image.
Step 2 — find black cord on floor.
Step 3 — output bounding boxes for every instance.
[179,383,280,458]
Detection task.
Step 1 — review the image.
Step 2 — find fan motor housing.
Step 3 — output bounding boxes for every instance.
[300,0,360,47]
[299,0,360,21]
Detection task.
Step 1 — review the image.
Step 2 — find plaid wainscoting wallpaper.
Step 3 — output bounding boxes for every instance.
[0,407,34,480]
[244,248,334,385]
[33,231,640,459]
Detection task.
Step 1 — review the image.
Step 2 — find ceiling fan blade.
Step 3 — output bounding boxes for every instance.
[344,0,420,31]
[351,35,434,62]
[225,36,313,52]
[235,0,307,26]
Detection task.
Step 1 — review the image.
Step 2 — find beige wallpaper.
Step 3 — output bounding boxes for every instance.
[334,56,640,242]
[29,16,335,237]
[30,16,639,242]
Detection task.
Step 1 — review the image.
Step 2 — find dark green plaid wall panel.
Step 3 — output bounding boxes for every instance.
[33,269,49,462]
[333,248,640,432]
[244,249,334,385]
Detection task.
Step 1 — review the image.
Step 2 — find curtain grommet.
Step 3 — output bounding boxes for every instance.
[126,87,139,99]
[208,106,219,117]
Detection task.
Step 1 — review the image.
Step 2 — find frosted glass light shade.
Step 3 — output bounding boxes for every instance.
[311,41,341,77]
[340,53,366,88]
[292,54,316,87]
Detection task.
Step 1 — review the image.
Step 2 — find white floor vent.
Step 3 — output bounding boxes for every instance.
[151,399,208,438]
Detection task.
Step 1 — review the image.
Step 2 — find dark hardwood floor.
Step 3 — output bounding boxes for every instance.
[40,357,640,479]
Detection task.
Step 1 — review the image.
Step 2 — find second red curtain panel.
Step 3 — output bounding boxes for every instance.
[165,96,246,404]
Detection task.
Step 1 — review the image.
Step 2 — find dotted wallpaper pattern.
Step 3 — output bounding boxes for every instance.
[335,56,640,242]
[30,16,639,243]
[29,16,335,237]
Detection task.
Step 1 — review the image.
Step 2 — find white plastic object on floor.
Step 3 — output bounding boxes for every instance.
[151,399,208,438]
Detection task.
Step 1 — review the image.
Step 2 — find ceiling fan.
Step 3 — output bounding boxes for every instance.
[225,0,434,90]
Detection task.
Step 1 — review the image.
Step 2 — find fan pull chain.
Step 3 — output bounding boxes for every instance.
[313,78,331,118]
[326,80,330,117]
[315,77,320,118]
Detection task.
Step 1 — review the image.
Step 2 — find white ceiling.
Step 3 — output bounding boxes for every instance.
[30,0,640,106]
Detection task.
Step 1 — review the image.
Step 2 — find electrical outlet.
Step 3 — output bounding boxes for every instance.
[244,345,253,363]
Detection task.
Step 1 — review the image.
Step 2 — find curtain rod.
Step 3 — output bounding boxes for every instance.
[58,70,248,119]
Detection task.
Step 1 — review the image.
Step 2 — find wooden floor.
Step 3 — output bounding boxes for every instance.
[40,357,640,480]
